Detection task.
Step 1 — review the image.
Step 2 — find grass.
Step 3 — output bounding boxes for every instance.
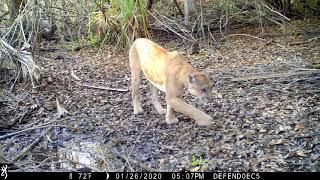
[87,0,149,49]
[190,154,208,166]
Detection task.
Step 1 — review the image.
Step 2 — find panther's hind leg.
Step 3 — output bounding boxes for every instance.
[129,45,143,114]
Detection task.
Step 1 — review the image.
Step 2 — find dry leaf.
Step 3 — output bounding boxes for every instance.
[71,69,81,81]
[190,166,200,172]
[259,128,267,133]
[271,139,283,145]
[294,123,305,131]
[56,98,69,118]
[296,150,308,157]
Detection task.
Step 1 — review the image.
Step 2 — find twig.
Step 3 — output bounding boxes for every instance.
[261,2,290,21]
[12,127,53,161]
[292,132,320,139]
[24,115,88,129]
[119,147,134,172]
[124,122,151,171]
[0,39,40,87]
[299,90,320,94]
[0,11,9,19]
[81,84,128,92]
[173,0,184,17]
[8,104,38,128]
[199,0,205,39]
[38,47,60,52]
[9,109,29,128]
[56,98,69,118]
[150,11,192,41]
[111,149,157,172]
[0,156,10,164]
[70,69,81,81]
[30,156,61,170]
[65,158,104,172]
[289,36,320,46]
[283,76,320,87]
[0,125,71,140]
[10,68,21,92]
[223,33,266,41]
[31,160,70,171]
[295,109,320,122]
[231,70,320,82]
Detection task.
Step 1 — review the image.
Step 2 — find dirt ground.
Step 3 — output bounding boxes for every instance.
[1,25,320,172]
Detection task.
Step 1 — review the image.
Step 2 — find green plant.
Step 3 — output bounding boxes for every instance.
[87,33,100,47]
[109,0,149,48]
[252,0,267,17]
[312,63,320,69]
[216,0,238,13]
[190,154,208,166]
[86,0,149,49]
[291,0,320,14]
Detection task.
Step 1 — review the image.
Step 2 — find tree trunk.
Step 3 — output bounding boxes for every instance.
[9,0,25,22]
[184,0,196,23]
[147,0,153,10]
[265,0,290,15]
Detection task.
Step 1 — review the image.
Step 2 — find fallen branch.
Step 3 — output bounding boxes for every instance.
[0,38,40,87]
[292,132,320,139]
[65,158,104,172]
[24,115,88,129]
[289,36,320,46]
[261,2,290,22]
[231,70,320,82]
[0,116,83,140]
[150,11,192,41]
[295,109,320,122]
[30,156,58,170]
[283,76,320,87]
[12,127,53,161]
[8,104,38,128]
[223,33,266,41]
[111,149,157,172]
[0,11,9,19]
[70,69,81,81]
[38,45,89,52]
[124,122,151,171]
[38,47,60,52]
[81,84,128,92]
[9,69,21,92]
[8,109,30,128]
[173,0,184,17]
[0,125,70,140]
[0,156,10,164]
[56,98,69,119]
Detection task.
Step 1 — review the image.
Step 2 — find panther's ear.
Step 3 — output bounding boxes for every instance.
[188,74,196,84]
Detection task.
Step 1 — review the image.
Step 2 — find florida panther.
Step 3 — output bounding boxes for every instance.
[129,38,213,126]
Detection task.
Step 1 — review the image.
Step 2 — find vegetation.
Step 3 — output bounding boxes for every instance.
[0,0,319,173]
[0,0,319,85]
[190,154,208,166]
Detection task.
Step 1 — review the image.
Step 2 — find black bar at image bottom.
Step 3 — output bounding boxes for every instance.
[0,172,319,180]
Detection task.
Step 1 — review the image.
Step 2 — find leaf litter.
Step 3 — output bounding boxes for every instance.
[0,25,319,172]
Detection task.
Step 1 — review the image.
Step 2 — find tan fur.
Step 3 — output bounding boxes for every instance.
[129,38,213,126]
